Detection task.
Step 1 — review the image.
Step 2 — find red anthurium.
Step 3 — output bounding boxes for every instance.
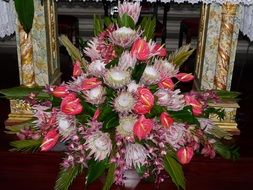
[177,146,194,164]
[41,129,59,151]
[176,73,194,82]
[185,95,203,116]
[133,102,151,115]
[131,39,150,61]
[137,87,154,108]
[81,77,101,90]
[60,93,83,115]
[133,115,154,140]
[52,86,69,98]
[73,60,83,77]
[158,77,174,90]
[152,44,167,57]
[160,112,174,128]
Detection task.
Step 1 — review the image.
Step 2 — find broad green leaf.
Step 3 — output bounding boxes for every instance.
[215,90,241,101]
[5,121,34,134]
[146,104,166,119]
[54,165,83,190]
[132,62,146,83]
[86,158,108,184]
[93,15,103,36]
[103,163,116,190]
[104,116,119,130]
[104,16,112,27]
[209,125,232,140]
[140,16,156,41]
[10,139,42,152]
[105,59,119,69]
[203,107,225,120]
[168,44,194,67]
[214,142,240,160]
[118,13,135,29]
[14,0,34,34]
[163,150,185,190]
[168,106,199,125]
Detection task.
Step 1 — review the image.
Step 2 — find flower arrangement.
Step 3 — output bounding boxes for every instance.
[5,1,239,190]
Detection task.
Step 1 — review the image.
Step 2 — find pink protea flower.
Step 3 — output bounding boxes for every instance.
[118,1,141,24]
[201,139,216,159]
[116,115,137,138]
[83,37,101,61]
[158,77,174,90]
[154,59,179,77]
[84,85,106,105]
[185,95,203,116]
[176,73,194,82]
[114,91,135,113]
[57,112,76,138]
[73,60,83,77]
[131,39,150,61]
[118,51,137,70]
[51,85,69,98]
[81,77,101,90]
[109,27,140,48]
[177,146,194,164]
[155,89,185,111]
[140,65,160,85]
[127,81,140,93]
[133,115,154,140]
[85,131,112,161]
[88,60,106,77]
[160,112,174,128]
[125,143,148,168]
[41,129,59,151]
[104,67,131,89]
[60,93,83,115]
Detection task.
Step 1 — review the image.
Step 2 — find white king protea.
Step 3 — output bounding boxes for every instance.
[109,27,139,48]
[85,131,112,161]
[118,1,141,24]
[140,65,160,85]
[125,143,148,168]
[104,67,131,89]
[154,59,179,77]
[57,112,76,138]
[84,85,106,105]
[114,91,135,113]
[88,60,106,77]
[118,51,137,70]
[116,115,137,138]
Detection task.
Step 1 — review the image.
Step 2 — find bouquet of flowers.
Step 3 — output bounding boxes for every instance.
[5,1,239,190]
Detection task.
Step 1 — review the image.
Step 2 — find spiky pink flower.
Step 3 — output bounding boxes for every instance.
[109,27,140,48]
[114,91,135,113]
[85,131,112,161]
[81,77,101,90]
[201,139,216,158]
[125,143,148,168]
[140,65,160,85]
[154,59,179,77]
[133,115,154,140]
[84,85,106,105]
[116,115,137,138]
[73,60,83,77]
[118,51,137,70]
[57,112,76,138]
[158,77,174,90]
[88,60,106,77]
[83,37,101,61]
[127,81,140,93]
[118,1,141,24]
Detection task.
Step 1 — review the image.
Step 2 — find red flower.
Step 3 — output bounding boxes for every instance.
[131,39,150,61]
[176,73,194,82]
[160,112,174,128]
[73,60,83,77]
[158,77,174,90]
[133,115,154,140]
[81,77,101,90]
[152,44,167,57]
[137,87,154,108]
[176,146,194,164]
[60,93,83,115]
[51,86,69,98]
[133,102,151,114]
[92,108,100,121]
[185,95,203,116]
[41,129,59,151]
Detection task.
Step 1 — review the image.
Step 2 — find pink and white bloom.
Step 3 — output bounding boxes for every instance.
[114,91,135,113]
[133,115,154,140]
[125,143,148,168]
[57,113,76,138]
[84,85,106,105]
[140,65,160,85]
[118,51,137,70]
[60,93,83,115]
[81,77,101,90]
[116,115,137,138]
[118,1,141,24]
[154,59,179,77]
[88,60,106,77]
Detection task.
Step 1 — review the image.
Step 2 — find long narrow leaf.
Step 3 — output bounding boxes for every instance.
[103,163,116,190]
[10,139,42,152]
[86,158,108,184]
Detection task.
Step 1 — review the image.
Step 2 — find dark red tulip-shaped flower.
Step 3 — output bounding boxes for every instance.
[160,112,174,128]
[60,93,83,115]
[131,39,150,61]
[177,146,194,164]
[41,129,59,151]
[133,115,154,140]
[152,43,167,57]
[52,85,69,98]
[158,77,174,90]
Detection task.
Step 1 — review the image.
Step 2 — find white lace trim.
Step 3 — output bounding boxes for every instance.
[240,4,253,41]
[0,0,16,38]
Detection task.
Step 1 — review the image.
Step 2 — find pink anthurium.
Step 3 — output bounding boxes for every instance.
[73,60,83,77]
[41,129,59,151]
[51,85,69,98]
[185,95,203,116]
[137,87,154,108]
[160,112,174,128]
[152,44,167,57]
[158,77,174,90]
[176,73,194,82]
[81,77,101,90]
[177,146,194,164]
[92,108,100,121]
[133,115,154,140]
[60,93,83,115]
[133,102,151,115]
[131,39,150,61]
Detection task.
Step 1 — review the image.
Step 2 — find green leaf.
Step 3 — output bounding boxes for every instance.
[0,86,49,99]
[14,0,34,34]
[104,16,112,27]
[140,16,156,41]
[104,116,119,130]
[204,107,225,120]
[163,150,185,190]
[215,90,241,101]
[168,44,195,67]
[132,62,146,83]
[5,121,34,134]
[93,15,103,36]
[54,165,83,190]
[103,163,116,190]
[105,59,119,69]
[146,104,165,119]
[10,139,42,152]
[214,142,240,160]
[118,13,135,29]
[168,106,199,125]
[86,158,108,184]
[208,125,232,140]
